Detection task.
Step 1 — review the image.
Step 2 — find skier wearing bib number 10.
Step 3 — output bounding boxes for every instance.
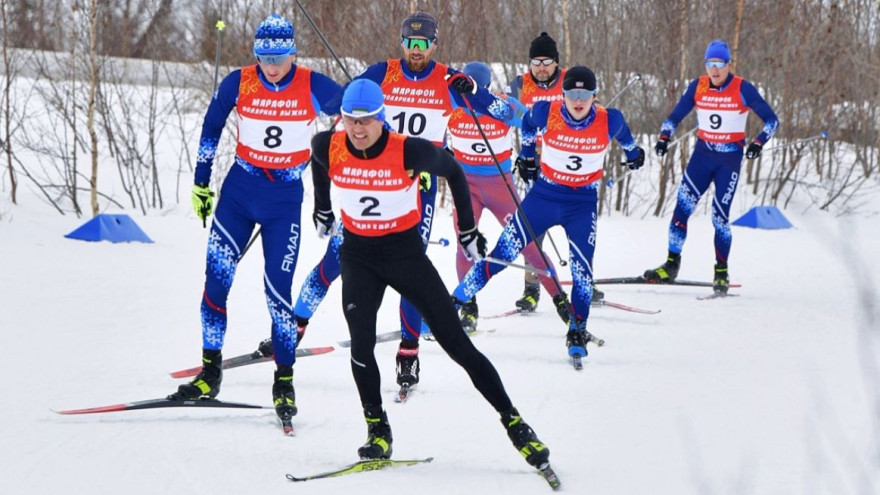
[644,39,778,294]
[289,11,519,393]
[171,14,343,431]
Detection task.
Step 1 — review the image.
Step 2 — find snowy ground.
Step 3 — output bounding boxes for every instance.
[1,194,879,495]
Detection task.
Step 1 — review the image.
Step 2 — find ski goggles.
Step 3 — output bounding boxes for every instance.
[530,58,556,66]
[705,60,729,69]
[256,53,291,66]
[402,37,434,50]
[563,88,596,101]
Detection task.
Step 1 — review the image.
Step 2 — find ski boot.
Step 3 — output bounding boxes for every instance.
[552,293,570,324]
[172,349,222,399]
[272,364,297,420]
[591,284,605,303]
[644,251,681,283]
[395,339,420,386]
[358,405,393,460]
[565,319,588,358]
[713,262,729,294]
[257,315,309,357]
[459,297,479,334]
[500,407,550,467]
[515,283,541,312]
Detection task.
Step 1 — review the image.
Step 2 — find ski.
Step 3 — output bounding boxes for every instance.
[572,276,741,288]
[393,383,415,403]
[593,299,661,314]
[538,462,562,490]
[169,346,335,378]
[423,328,495,341]
[484,309,535,319]
[338,330,400,348]
[54,397,271,415]
[569,355,584,371]
[279,416,295,436]
[697,292,740,301]
[285,457,433,482]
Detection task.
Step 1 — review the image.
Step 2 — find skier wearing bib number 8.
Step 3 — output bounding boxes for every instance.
[173,14,343,428]
[644,39,778,294]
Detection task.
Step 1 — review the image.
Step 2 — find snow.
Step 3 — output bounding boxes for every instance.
[2,187,879,494]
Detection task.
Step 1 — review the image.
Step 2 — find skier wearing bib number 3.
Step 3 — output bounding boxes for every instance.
[644,39,778,294]
[172,14,343,428]
[291,11,519,392]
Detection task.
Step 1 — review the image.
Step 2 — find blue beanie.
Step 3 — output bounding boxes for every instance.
[705,40,730,63]
[254,14,296,56]
[342,80,386,121]
[463,61,492,89]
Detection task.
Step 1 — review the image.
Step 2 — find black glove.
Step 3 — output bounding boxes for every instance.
[654,138,669,157]
[623,147,646,170]
[515,156,537,185]
[458,227,487,261]
[447,73,476,95]
[312,209,336,239]
[745,142,763,160]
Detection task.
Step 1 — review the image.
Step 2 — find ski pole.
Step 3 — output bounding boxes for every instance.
[429,238,450,246]
[761,131,829,153]
[605,73,642,107]
[606,126,697,188]
[293,0,353,81]
[201,19,226,230]
[485,257,553,277]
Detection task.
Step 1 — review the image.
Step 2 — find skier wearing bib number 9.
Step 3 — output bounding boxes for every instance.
[644,39,778,294]
[172,14,342,428]
[290,11,518,393]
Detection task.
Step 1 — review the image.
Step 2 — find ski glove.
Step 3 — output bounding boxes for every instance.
[446,73,477,95]
[191,184,214,223]
[745,142,763,160]
[458,227,487,262]
[623,147,646,170]
[419,171,432,193]
[313,209,336,239]
[515,156,538,185]
[654,138,669,157]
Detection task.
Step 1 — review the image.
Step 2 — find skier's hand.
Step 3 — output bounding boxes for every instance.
[446,72,477,95]
[191,183,214,226]
[458,227,487,262]
[313,209,336,239]
[654,137,669,157]
[745,142,763,160]
[515,156,537,185]
[623,147,646,170]
[419,171,432,192]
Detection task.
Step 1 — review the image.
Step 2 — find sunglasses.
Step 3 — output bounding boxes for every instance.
[342,115,379,127]
[530,58,556,66]
[256,53,290,66]
[402,37,434,50]
[705,60,729,69]
[563,88,596,101]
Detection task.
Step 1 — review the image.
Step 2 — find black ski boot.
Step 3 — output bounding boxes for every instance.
[552,293,570,324]
[644,251,681,283]
[172,349,222,399]
[713,262,729,294]
[358,405,393,460]
[591,284,605,303]
[500,407,550,467]
[257,315,309,357]
[395,339,420,386]
[272,365,297,420]
[515,283,541,312]
[459,297,479,334]
[565,319,588,358]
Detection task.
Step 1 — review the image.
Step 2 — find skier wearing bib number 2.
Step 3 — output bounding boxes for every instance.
[644,39,778,294]
[173,14,343,429]
[291,11,518,392]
